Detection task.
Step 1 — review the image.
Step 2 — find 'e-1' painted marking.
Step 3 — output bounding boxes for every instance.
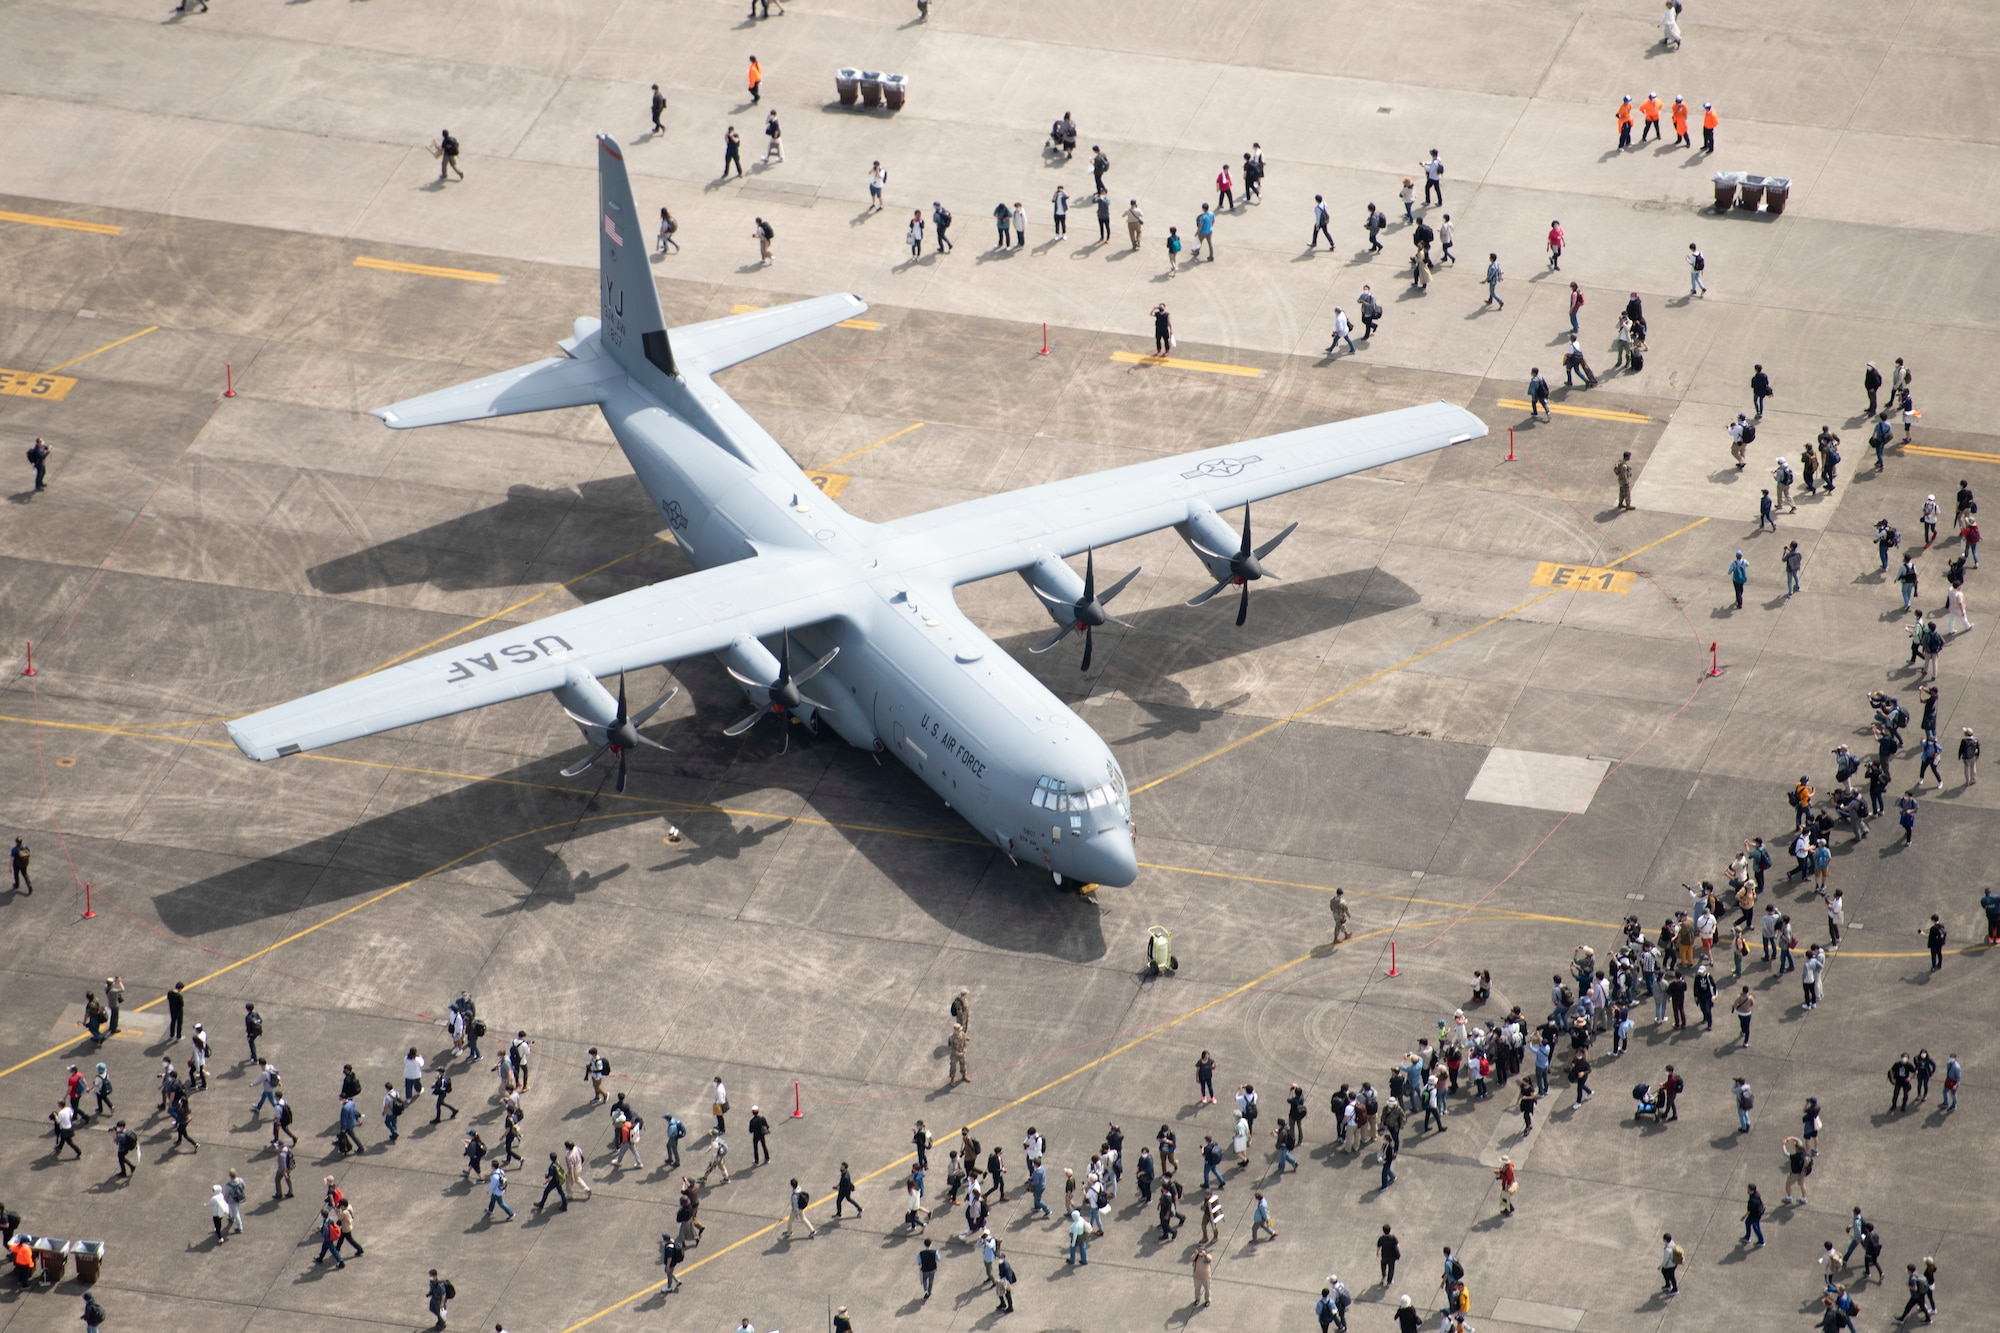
[1531,562,1636,594]
[446,635,573,683]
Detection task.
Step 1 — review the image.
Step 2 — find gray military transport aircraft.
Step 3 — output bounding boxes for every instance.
[228,134,1486,890]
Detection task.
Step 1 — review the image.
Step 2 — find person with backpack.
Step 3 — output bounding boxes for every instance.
[752,217,774,266]
[662,1113,687,1168]
[660,1233,685,1292]
[1659,1233,1685,1294]
[1528,369,1551,421]
[436,130,464,183]
[1358,285,1382,338]
[313,1207,346,1267]
[535,1152,569,1213]
[81,1290,106,1330]
[426,1271,453,1330]
[1958,728,1980,786]
[1688,242,1706,297]
[783,1178,817,1238]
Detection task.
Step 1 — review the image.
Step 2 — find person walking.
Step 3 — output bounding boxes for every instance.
[484,1164,515,1221]
[1864,362,1883,416]
[1742,1185,1766,1246]
[437,130,464,182]
[1326,309,1355,356]
[649,84,667,134]
[1398,177,1415,222]
[1091,145,1110,193]
[1357,287,1381,339]
[430,1069,457,1123]
[1215,164,1235,213]
[1495,1155,1517,1215]
[760,111,782,163]
[1365,202,1385,252]
[1567,279,1582,329]
[1122,198,1142,250]
[1688,242,1707,296]
[1660,1234,1683,1295]
[10,838,30,894]
[1783,542,1803,597]
[1732,988,1755,1045]
[783,1179,817,1238]
[656,208,679,255]
[1166,226,1183,275]
[1152,304,1173,356]
[1310,195,1335,250]
[427,1271,452,1330]
[1528,369,1551,421]
[1195,205,1215,261]
[1774,455,1795,511]
[1484,253,1504,308]
[1751,364,1773,418]
[1728,550,1749,608]
[932,201,953,253]
[535,1152,569,1213]
[722,126,743,177]
[1422,149,1444,206]
[1733,1076,1755,1132]
[746,55,763,104]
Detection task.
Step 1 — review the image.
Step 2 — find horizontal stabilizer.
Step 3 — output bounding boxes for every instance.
[672,294,868,377]
[373,350,625,430]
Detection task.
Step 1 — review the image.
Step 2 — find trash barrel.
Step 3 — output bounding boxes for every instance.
[69,1241,104,1284]
[1737,174,1767,210]
[835,68,859,106]
[1763,177,1792,215]
[881,73,908,110]
[1711,172,1741,211]
[858,71,883,108]
[33,1238,68,1284]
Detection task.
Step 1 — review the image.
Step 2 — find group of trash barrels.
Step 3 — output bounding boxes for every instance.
[1711,172,1791,214]
[835,68,908,109]
[10,1234,105,1285]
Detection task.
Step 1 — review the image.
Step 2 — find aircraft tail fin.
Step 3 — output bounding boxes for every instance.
[595,133,676,386]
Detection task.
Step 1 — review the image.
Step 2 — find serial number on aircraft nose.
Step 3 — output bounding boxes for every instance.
[919,712,987,780]
[445,635,573,683]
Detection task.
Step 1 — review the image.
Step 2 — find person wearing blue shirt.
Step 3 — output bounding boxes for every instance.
[1195,205,1215,261]
[1729,551,1749,608]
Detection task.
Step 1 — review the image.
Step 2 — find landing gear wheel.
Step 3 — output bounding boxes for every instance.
[1055,876,1099,897]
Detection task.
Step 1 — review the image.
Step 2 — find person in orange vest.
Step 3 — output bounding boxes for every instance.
[1702,103,1718,154]
[1671,96,1690,148]
[1640,94,1662,143]
[1616,96,1634,151]
[8,1235,32,1287]
[747,55,764,105]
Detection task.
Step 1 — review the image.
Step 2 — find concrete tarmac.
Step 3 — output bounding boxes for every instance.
[2,3,1997,1332]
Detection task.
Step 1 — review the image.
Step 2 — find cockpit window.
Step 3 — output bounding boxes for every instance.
[1033,774,1125,818]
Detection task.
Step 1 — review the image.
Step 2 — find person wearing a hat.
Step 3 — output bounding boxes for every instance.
[1395,1294,1422,1333]
[1672,96,1690,146]
[1495,1155,1517,1214]
[1616,95,1634,150]
[1702,102,1718,153]
[1959,728,1980,785]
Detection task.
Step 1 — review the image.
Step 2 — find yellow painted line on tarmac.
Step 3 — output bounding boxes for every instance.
[353,256,502,284]
[558,915,1447,1330]
[730,302,881,331]
[0,209,120,236]
[817,421,922,471]
[1904,444,2000,466]
[1111,349,1264,378]
[1497,397,1650,424]
[0,810,661,1081]
[1128,517,1708,797]
[42,325,159,375]
[804,470,850,498]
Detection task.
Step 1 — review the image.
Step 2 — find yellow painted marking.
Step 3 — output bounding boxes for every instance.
[1129,517,1709,796]
[0,810,661,1082]
[54,757,76,768]
[1497,397,1650,424]
[1531,560,1638,594]
[818,421,923,471]
[1904,445,2000,465]
[804,470,851,498]
[0,369,77,400]
[1110,349,1264,378]
[353,256,502,284]
[41,324,159,374]
[0,209,120,236]
[729,302,880,330]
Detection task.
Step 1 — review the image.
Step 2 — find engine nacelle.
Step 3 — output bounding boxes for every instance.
[723,634,783,700]
[1020,553,1087,627]
[1175,503,1239,583]
[552,665,619,739]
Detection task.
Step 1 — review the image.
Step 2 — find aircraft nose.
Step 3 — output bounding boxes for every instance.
[1067,827,1137,888]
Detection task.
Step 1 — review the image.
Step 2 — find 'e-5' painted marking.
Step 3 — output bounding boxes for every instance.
[445,635,573,683]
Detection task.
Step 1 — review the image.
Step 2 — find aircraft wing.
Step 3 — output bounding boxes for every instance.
[881,401,1487,584]
[671,294,869,378]
[226,554,846,760]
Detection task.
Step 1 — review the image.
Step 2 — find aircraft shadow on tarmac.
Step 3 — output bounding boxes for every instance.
[305,478,665,595]
[163,501,1413,957]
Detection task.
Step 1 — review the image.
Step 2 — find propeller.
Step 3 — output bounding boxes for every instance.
[1029,549,1142,671]
[724,633,839,754]
[560,671,677,795]
[1187,504,1298,626]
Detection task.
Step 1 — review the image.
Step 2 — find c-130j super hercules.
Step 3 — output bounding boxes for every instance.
[229,134,1485,890]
